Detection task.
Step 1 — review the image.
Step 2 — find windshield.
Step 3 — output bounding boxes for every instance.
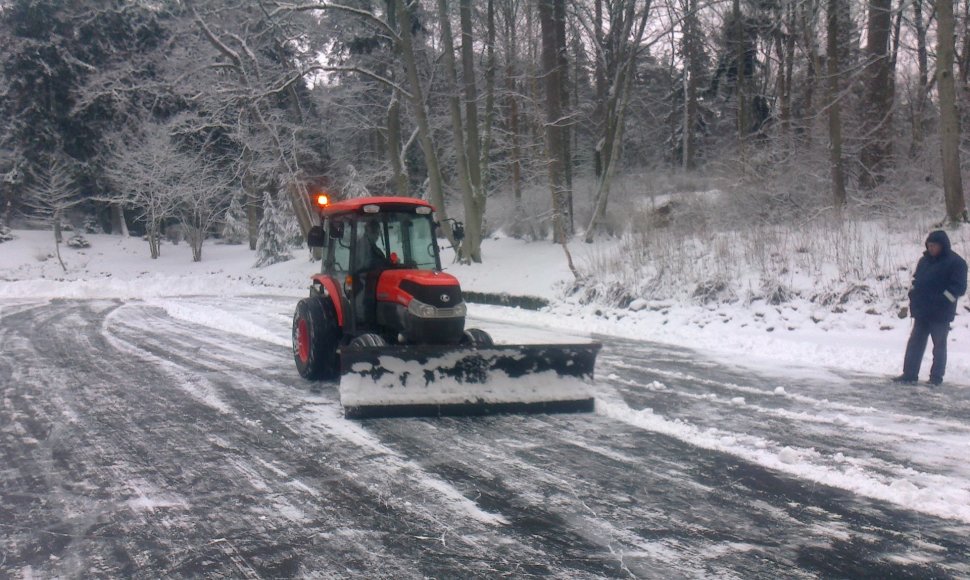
[357,211,439,271]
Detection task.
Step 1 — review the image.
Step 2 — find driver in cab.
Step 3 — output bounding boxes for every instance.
[354,220,388,321]
[356,220,387,272]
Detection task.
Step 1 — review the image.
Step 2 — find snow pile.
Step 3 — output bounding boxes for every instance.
[597,398,970,526]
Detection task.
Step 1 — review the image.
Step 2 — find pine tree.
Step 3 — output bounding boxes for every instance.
[222,194,248,245]
[254,192,293,267]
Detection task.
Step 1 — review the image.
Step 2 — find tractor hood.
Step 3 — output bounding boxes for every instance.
[376,270,463,309]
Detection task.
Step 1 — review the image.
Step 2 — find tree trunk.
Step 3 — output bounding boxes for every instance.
[827,0,848,209]
[437,0,483,262]
[960,0,970,84]
[799,0,822,141]
[593,0,606,178]
[502,0,528,237]
[52,208,66,271]
[287,182,314,237]
[584,64,635,243]
[395,0,457,247]
[774,0,796,138]
[910,0,930,156]
[734,0,747,164]
[526,0,542,148]
[459,0,482,194]
[937,0,967,223]
[148,221,161,259]
[554,0,573,233]
[246,192,259,251]
[53,209,63,244]
[480,0,496,194]
[189,225,203,262]
[683,0,700,168]
[859,0,894,189]
[53,216,66,272]
[387,91,409,197]
[539,0,569,244]
[110,203,129,236]
[459,0,486,260]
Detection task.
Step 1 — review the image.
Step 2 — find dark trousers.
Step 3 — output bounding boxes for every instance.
[903,319,950,380]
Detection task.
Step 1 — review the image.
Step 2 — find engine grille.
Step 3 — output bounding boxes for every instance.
[400,280,462,308]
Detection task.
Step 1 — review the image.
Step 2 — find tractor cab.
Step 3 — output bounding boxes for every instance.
[305,196,467,346]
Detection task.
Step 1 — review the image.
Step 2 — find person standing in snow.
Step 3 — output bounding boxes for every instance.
[894,230,968,386]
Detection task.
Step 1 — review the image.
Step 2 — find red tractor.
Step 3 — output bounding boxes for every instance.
[292,195,600,419]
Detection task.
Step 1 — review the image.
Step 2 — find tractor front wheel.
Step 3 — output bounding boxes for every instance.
[460,328,494,347]
[293,298,340,380]
[349,333,387,348]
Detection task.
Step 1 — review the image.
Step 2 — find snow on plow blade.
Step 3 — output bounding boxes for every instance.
[339,343,601,419]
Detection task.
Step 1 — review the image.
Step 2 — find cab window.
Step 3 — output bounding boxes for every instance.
[385,213,437,270]
[327,217,352,274]
[406,216,438,270]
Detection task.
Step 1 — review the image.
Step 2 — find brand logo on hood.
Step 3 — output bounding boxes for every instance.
[440,293,451,303]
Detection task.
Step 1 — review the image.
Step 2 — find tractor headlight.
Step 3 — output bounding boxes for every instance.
[408,299,437,318]
[407,298,466,319]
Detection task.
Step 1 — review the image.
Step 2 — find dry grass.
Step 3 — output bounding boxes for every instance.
[574,193,950,310]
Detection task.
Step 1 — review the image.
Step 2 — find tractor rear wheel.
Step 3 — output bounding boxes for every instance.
[460,328,494,347]
[293,297,340,380]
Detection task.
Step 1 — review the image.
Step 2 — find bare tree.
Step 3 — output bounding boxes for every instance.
[22,153,81,271]
[105,120,188,259]
[583,0,652,243]
[186,3,324,241]
[176,156,233,262]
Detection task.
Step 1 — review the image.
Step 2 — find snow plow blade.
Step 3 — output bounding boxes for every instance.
[339,343,601,419]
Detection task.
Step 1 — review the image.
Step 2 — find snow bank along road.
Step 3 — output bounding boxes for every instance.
[1,296,969,578]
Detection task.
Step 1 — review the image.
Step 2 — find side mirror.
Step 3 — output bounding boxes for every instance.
[307,225,326,248]
[452,221,465,242]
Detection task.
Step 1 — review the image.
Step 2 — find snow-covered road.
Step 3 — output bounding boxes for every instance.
[1,297,969,578]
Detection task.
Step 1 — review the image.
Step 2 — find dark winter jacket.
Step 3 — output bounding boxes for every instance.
[909,230,968,323]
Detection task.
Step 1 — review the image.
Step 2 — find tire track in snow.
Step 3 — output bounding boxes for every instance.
[95,300,615,576]
[0,300,510,577]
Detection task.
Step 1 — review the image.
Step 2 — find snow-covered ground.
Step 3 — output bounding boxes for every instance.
[3,225,969,386]
[3,227,970,546]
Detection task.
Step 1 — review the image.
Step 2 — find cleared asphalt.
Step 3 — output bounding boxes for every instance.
[1,297,968,578]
